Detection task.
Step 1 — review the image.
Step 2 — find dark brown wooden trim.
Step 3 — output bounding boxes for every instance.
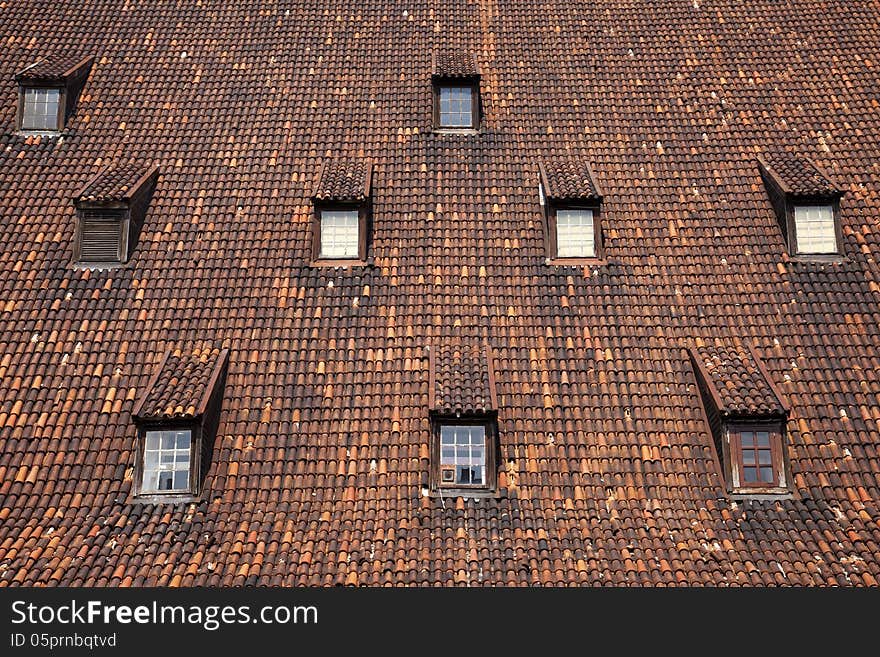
[429,414,498,495]
[73,207,129,266]
[61,55,95,80]
[196,348,230,417]
[131,350,171,419]
[131,421,202,501]
[680,346,727,488]
[546,201,604,262]
[311,201,370,265]
[432,79,480,131]
[16,83,67,132]
[485,342,499,411]
[788,199,843,257]
[746,341,790,415]
[727,421,787,492]
[427,346,436,411]
[685,343,727,414]
[362,160,373,198]
[310,160,327,199]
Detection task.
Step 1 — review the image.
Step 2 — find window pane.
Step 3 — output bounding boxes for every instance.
[441,447,455,461]
[470,467,483,485]
[756,432,770,448]
[174,471,189,489]
[21,87,60,130]
[158,471,174,490]
[441,427,455,444]
[145,431,161,450]
[794,205,836,254]
[556,209,595,257]
[175,430,191,449]
[758,449,772,465]
[439,86,473,127]
[160,432,175,450]
[456,466,471,484]
[320,210,359,258]
[739,431,754,447]
[760,467,775,483]
[742,449,756,466]
[743,467,758,482]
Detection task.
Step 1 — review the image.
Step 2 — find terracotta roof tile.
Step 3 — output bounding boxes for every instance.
[760,152,840,198]
[75,163,158,204]
[689,338,787,417]
[14,53,92,83]
[433,50,479,79]
[312,159,372,202]
[540,159,603,201]
[430,342,496,415]
[133,348,229,421]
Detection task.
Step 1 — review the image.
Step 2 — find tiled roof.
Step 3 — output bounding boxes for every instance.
[430,342,496,415]
[133,348,229,421]
[433,50,480,79]
[15,53,92,83]
[312,159,372,202]
[759,152,841,198]
[540,159,603,201]
[688,339,787,417]
[75,163,158,204]
[0,2,879,587]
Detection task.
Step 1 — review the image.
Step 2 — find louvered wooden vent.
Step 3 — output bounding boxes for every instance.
[78,211,124,263]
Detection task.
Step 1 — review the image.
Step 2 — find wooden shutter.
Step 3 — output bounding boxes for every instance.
[79,212,124,263]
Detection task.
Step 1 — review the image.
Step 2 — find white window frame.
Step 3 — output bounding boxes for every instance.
[319,209,360,259]
[793,204,837,254]
[556,208,595,258]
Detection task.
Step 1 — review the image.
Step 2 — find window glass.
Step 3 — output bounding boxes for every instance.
[21,87,60,130]
[794,205,836,254]
[142,429,191,493]
[439,86,473,128]
[736,428,778,486]
[556,209,595,257]
[439,424,487,486]
[320,209,360,258]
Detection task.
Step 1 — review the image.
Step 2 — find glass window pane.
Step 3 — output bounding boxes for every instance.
[760,467,775,483]
[743,467,757,482]
[174,471,189,489]
[441,447,455,461]
[441,426,455,444]
[756,432,770,448]
[175,430,191,449]
[794,205,836,254]
[758,449,772,465]
[320,210,360,258]
[556,209,595,257]
[158,471,174,490]
[145,431,161,450]
[160,432,175,450]
[144,452,159,467]
[739,431,754,446]
[741,449,756,466]
[456,466,471,484]
[471,467,483,485]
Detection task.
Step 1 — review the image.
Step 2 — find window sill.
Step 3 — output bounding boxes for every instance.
[310,258,369,268]
[432,128,480,136]
[71,261,126,270]
[131,492,200,505]
[430,488,501,500]
[547,257,606,267]
[788,253,846,263]
[730,488,794,501]
[16,129,62,137]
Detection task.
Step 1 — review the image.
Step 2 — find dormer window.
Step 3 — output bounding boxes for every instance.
[758,152,844,258]
[432,50,481,131]
[131,348,229,502]
[73,163,159,266]
[687,339,791,496]
[311,159,372,265]
[15,54,93,133]
[428,342,499,496]
[539,159,605,263]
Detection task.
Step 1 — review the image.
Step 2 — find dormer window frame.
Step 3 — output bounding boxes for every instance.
[14,55,94,134]
[132,420,203,502]
[429,412,499,497]
[73,205,130,266]
[724,417,790,495]
[757,155,845,260]
[311,199,371,266]
[544,198,604,264]
[432,78,481,132]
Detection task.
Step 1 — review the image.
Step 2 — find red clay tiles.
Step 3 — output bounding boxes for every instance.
[132,348,229,421]
[433,50,480,79]
[0,1,878,588]
[758,152,840,199]
[688,339,787,417]
[312,159,372,202]
[75,164,159,204]
[14,53,92,84]
[429,342,497,415]
[540,159,603,201]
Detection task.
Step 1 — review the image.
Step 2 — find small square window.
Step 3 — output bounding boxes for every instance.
[730,424,787,491]
[794,205,837,254]
[556,209,595,258]
[140,428,193,494]
[21,87,61,131]
[319,209,360,259]
[432,417,497,493]
[438,86,473,128]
